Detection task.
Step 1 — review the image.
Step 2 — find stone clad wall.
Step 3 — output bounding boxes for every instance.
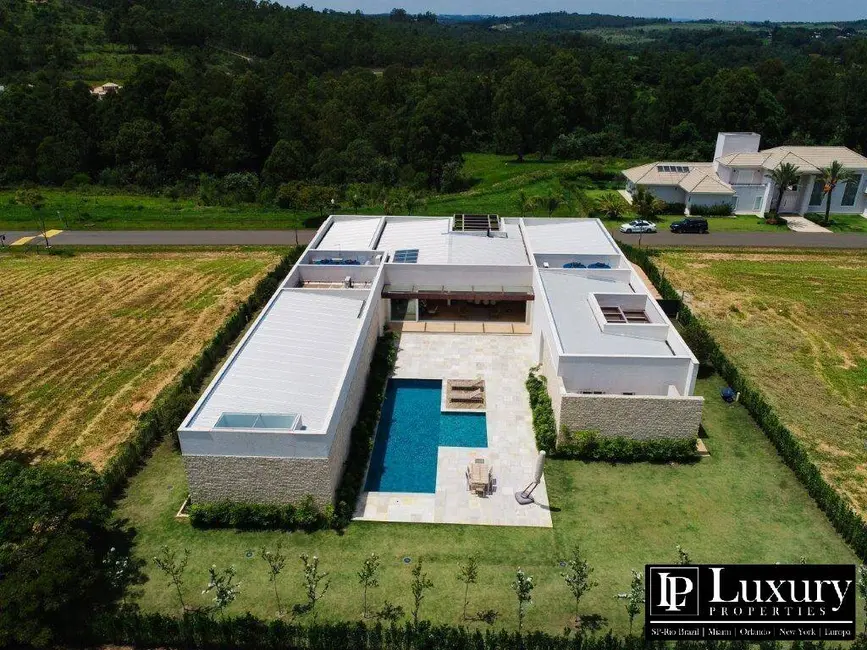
[183,455,332,505]
[558,393,703,441]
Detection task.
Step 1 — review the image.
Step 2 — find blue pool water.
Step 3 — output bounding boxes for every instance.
[365,379,488,493]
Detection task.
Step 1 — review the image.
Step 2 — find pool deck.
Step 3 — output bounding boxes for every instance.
[354,333,553,528]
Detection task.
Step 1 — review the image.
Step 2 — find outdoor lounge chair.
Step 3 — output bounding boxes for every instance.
[450,379,483,390]
[452,390,483,402]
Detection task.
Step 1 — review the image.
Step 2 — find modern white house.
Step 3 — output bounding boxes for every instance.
[178,215,702,506]
[623,132,867,216]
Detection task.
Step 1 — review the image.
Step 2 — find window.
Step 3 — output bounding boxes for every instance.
[601,306,649,324]
[842,174,862,207]
[753,195,763,211]
[580,390,606,395]
[393,249,419,263]
[809,179,824,206]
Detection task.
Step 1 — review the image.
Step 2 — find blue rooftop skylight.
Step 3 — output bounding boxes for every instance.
[393,249,419,263]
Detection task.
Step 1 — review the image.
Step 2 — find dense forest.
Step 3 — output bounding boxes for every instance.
[1,0,867,198]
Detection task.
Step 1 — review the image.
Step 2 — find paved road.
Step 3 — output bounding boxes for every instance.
[3,228,867,249]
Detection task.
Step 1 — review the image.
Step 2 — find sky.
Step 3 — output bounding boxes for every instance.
[295,0,867,22]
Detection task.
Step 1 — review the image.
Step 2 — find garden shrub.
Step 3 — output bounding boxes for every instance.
[659,201,686,214]
[525,368,557,453]
[621,242,867,561]
[557,428,699,463]
[0,393,12,437]
[189,497,332,532]
[689,203,733,216]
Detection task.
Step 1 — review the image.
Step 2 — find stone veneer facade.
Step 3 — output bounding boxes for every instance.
[556,392,703,442]
[184,301,383,507]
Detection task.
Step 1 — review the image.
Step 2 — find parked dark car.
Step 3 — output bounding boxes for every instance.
[670,217,709,234]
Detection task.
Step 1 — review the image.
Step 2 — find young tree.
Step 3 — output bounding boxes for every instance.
[358,553,380,619]
[203,565,240,619]
[632,187,664,221]
[595,192,627,220]
[514,190,538,217]
[14,188,49,248]
[261,543,287,617]
[561,546,597,627]
[403,191,420,216]
[456,555,479,621]
[543,189,564,217]
[676,544,691,566]
[153,546,191,612]
[103,546,133,605]
[818,160,854,225]
[769,162,800,214]
[297,553,329,618]
[410,558,434,626]
[511,568,534,633]
[616,570,645,634]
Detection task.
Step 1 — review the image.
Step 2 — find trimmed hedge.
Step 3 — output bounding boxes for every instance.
[101,249,301,499]
[87,610,867,650]
[189,495,332,532]
[689,203,733,216]
[623,243,867,561]
[187,332,398,532]
[557,428,699,463]
[526,367,556,453]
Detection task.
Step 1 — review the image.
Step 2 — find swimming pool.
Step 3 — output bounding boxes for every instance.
[365,379,488,493]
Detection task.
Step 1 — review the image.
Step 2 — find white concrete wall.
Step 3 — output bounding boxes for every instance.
[557,355,696,396]
[687,193,735,209]
[642,185,686,204]
[804,172,867,215]
[383,264,533,289]
[714,132,761,160]
[733,184,768,214]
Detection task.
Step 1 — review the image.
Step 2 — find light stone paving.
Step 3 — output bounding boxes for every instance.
[354,333,553,528]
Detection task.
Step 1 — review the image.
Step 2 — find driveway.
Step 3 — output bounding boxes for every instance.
[782,216,833,233]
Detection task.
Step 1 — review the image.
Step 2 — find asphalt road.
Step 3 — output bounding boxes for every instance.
[2,228,867,249]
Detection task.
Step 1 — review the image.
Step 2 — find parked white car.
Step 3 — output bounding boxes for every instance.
[619,220,657,234]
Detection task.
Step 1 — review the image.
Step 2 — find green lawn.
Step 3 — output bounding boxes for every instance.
[115,375,859,633]
[606,214,790,235]
[806,213,867,233]
[0,189,306,231]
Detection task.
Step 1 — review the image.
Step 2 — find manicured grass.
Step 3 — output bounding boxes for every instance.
[0,189,307,231]
[659,249,867,515]
[0,248,283,466]
[806,213,867,233]
[115,375,859,633]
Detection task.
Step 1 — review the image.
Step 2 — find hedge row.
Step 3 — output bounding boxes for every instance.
[623,243,867,561]
[189,495,332,532]
[688,203,733,216]
[101,249,300,499]
[526,367,557,453]
[557,428,699,463]
[186,332,397,532]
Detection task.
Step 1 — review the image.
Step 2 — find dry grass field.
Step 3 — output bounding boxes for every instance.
[0,249,283,467]
[659,249,867,513]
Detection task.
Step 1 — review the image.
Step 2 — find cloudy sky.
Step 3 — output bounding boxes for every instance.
[295,0,866,22]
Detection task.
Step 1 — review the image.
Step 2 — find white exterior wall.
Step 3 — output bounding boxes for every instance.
[713,132,761,160]
[642,185,686,204]
[687,193,735,210]
[557,355,696,397]
[803,172,867,215]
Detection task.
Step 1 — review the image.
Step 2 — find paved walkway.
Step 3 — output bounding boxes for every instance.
[354,333,552,528]
[783,216,833,233]
[2,228,866,249]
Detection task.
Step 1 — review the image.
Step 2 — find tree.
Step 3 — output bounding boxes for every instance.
[858,565,867,631]
[0,460,130,647]
[261,543,287,617]
[769,162,801,214]
[203,565,240,619]
[561,546,597,627]
[456,555,479,621]
[14,188,49,248]
[596,193,627,220]
[410,558,433,626]
[817,160,854,226]
[616,570,645,634]
[0,394,12,437]
[543,189,563,217]
[676,544,691,565]
[632,187,664,221]
[299,184,337,220]
[153,547,191,612]
[511,568,534,633]
[403,191,420,216]
[358,553,380,619]
[262,139,307,186]
[296,554,329,618]
[514,190,538,218]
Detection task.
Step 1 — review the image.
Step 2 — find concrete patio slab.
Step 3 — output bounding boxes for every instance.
[354,333,553,528]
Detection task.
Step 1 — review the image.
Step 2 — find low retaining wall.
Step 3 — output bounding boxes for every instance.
[557,393,703,442]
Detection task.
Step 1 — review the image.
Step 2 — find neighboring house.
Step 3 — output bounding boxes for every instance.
[90,82,122,98]
[177,215,702,506]
[623,132,867,216]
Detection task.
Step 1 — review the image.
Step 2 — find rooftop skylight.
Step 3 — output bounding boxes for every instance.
[214,412,301,430]
[393,249,419,263]
[657,165,689,173]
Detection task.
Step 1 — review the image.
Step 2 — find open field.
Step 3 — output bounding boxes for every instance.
[0,248,283,466]
[116,375,859,633]
[659,249,867,514]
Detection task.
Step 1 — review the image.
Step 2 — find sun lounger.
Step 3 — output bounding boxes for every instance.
[452,390,483,402]
[450,379,484,390]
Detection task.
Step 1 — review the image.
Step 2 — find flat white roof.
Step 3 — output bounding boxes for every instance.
[540,270,674,356]
[187,289,368,431]
[374,218,529,265]
[522,219,620,256]
[316,216,381,250]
